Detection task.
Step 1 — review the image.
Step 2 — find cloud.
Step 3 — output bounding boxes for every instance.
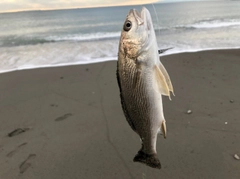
[0,0,159,12]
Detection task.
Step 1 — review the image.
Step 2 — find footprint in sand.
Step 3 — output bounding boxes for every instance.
[50,104,58,107]
[55,113,73,121]
[19,154,36,174]
[8,128,30,137]
[7,142,27,157]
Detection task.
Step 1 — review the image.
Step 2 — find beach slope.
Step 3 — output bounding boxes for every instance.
[0,49,240,179]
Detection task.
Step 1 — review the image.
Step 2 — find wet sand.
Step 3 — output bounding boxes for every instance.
[0,49,240,179]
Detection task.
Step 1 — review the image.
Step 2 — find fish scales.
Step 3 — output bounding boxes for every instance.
[118,55,162,148]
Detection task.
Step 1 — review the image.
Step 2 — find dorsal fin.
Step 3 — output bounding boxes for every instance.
[158,47,173,54]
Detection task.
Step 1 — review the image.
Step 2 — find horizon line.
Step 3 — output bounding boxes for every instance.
[0,2,157,14]
[0,1,196,14]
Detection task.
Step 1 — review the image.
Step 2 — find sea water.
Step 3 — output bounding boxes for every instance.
[0,1,240,73]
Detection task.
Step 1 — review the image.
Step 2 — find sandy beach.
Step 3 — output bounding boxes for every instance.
[0,49,240,179]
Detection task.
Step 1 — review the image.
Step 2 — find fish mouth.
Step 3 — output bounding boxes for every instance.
[129,7,152,30]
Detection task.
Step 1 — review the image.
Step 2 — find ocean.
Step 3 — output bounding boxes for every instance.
[0,1,240,73]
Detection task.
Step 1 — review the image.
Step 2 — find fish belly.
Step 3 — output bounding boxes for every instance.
[122,71,164,154]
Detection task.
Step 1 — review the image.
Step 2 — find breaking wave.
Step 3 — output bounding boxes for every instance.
[157,18,240,32]
[45,32,121,42]
[190,19,240,29]
[0,40,119,73]
[0,32,121,47]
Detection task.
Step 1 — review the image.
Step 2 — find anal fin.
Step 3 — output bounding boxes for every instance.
[161,120,167,139]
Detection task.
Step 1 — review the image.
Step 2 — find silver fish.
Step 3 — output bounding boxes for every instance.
[116,7,174,169]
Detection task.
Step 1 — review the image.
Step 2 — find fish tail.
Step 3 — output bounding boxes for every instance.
[133,150,161,169]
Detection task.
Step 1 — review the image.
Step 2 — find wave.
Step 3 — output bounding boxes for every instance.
[0,32,121,47]
[45,32,121,42]
[190,19,240,29]
[156,19,240,32]
[0,40,119,73]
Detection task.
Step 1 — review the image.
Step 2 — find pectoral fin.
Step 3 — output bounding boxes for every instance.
[159,62,175,97]
[153,65,170,97]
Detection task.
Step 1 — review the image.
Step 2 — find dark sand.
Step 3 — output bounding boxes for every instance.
[0,49,240,179]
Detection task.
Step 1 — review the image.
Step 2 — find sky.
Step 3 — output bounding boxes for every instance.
[0,0,211,13]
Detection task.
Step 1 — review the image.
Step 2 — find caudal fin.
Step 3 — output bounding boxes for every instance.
[133,150,161,169]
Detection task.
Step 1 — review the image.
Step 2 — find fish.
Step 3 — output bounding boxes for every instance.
[116,7,174,169]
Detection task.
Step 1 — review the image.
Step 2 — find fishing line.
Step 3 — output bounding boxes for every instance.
[151,3,161,43]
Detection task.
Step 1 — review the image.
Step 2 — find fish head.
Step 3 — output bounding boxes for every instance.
[119,7,155,59]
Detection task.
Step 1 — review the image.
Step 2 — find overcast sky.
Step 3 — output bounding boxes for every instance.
[0,0,214,13]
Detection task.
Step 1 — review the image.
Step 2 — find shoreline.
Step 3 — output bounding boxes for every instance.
[1,48,240,75]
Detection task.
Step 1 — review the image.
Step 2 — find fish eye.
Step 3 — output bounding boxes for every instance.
[124,20,132,31]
